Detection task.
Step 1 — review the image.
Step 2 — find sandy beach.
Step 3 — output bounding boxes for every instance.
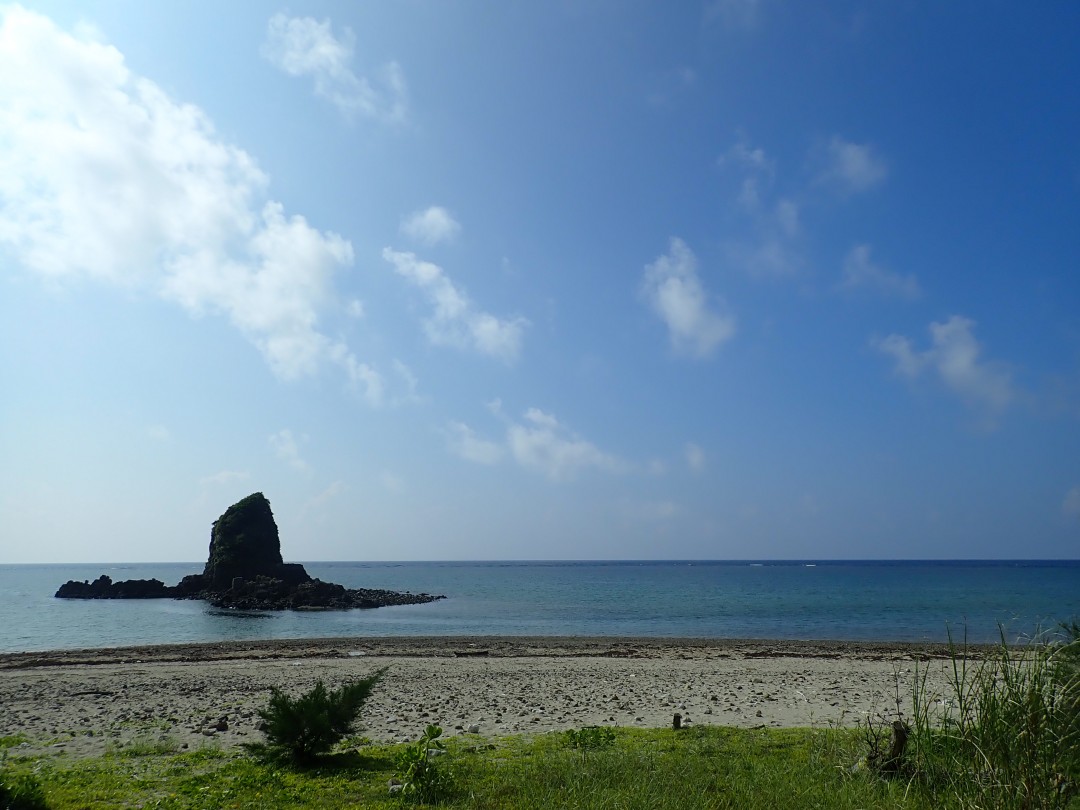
[0,637,969,760]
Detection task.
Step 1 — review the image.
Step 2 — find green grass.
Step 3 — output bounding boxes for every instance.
[900,628,1080,810]
[0,726,980,810]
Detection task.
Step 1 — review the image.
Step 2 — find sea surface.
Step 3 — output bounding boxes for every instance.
[1,560,1078,653]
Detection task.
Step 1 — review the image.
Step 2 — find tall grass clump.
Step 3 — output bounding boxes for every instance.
[248,668,385,765]
[0,755,49,810]
[902,624,1080,809]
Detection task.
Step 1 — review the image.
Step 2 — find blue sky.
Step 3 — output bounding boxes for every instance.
[1,1,1078,563]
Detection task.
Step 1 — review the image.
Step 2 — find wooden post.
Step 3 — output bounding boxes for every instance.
[672,713,682,730]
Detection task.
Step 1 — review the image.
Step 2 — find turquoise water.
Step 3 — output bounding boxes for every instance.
[1,560,1078,652]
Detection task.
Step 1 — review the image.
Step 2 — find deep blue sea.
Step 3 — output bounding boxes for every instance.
[1,560,1078,653]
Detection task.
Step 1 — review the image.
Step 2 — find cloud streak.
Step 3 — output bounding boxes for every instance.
[262,13,407,123]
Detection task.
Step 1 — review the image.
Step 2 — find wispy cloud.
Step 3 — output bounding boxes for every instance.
[400,206,461,246]
[269,429,311,475]
[685,442,706,472]
[0,7,379,394]
[618,498,682,521]
[383,248,528,363]
[301,481,346,520]
[839,244,921,300]
[145,425,172,442]
[199,470,250,487]
[448,408,628,482]
[507,409,628,481]
[380,471,405,493]
[717,139,803,279]
[262,13,406,123]
[1064,485,1080,519]
[444,421,504,465]
[704,0,762,30]
[818,136,888,194]
[873,315,1014,425]
[640,238,736,358]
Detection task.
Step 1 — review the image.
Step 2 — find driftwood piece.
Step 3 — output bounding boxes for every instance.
[881,720,909,773]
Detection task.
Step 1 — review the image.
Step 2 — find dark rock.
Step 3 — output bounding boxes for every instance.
[55,492,445,611]
[202,493,308,589]
[55,575,172,599]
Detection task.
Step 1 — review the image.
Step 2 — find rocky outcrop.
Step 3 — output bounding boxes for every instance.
[201,493,303,589]
[54,575,172,599]
[55,493,444,611]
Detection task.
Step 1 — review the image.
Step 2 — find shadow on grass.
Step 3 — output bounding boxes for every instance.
[244,742,395,775]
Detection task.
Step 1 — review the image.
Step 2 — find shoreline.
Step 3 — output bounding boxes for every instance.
[0,636,976,761]
[0,635,977,670]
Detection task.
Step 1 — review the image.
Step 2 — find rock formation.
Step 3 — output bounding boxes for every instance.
[55,493,444,611]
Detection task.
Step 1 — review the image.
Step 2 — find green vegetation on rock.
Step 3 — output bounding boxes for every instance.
[203,492,286,589]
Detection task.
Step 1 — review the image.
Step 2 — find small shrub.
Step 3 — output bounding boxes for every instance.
[250,668,385,765]
[395,724,454,803]
[564,726,617,763]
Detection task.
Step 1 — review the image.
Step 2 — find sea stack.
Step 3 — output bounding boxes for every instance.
[55,493,444,611]
[201,492,309,590]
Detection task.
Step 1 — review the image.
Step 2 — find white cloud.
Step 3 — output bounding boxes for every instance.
[1063,485,1080,519]
[445,421,504,465]
[400,206,461,246]
[840,244,921,300]
[0,8,380,391]
[262,13,406,123]
[269,429,311,475]
[820,137,887,194]
[874,315,1014,422]
[199,470,250,487]
[507,409,628,482]
[346,299,366,319]
[685,442,706,472]
[448,407,628,482]
[383,248,528,363]
[640,238,736,357]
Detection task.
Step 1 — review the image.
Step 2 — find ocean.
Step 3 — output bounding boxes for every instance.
[1,560,1078,653]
